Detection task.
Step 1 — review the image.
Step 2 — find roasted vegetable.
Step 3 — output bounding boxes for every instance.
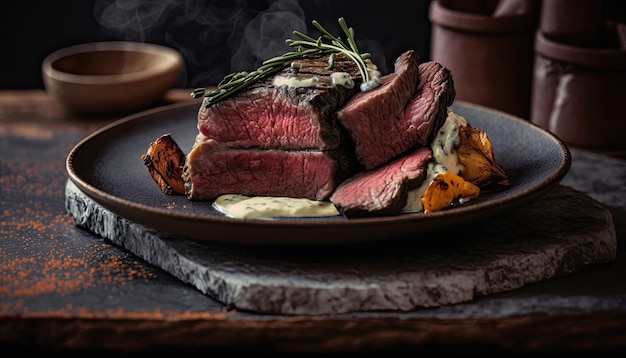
[142,133,186,195]
[422,172,480,213]
[457,125,510,191]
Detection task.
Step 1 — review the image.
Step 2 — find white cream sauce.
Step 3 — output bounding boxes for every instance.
[330,72,355,89]
[213,194,339,219]
[212,110,467,219]
[273,71,360,90]
[272,75,320,88]
[403,109,467,212]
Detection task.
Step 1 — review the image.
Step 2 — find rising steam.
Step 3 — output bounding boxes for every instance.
[94,0,391,88]
[94,0,306,87]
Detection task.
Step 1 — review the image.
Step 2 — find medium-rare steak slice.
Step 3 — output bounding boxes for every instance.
[336,50,420,169]
[183,134,359,201]
[197,54,362,151]
[403,61,456,147]
[330,146,432,217]
[337,56,455,171]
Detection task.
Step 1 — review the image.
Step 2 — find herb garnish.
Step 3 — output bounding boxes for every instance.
[191,17,379,108]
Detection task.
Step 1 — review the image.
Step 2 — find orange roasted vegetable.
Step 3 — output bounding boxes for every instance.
[422,172,480,213]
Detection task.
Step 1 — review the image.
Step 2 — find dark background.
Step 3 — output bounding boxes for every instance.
[0,0,432,89]
[2,0,624,90]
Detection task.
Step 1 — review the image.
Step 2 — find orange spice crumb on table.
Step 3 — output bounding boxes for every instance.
[0,241,158,301]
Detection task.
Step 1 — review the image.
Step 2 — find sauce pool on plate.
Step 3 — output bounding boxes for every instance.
[213,194,340,219]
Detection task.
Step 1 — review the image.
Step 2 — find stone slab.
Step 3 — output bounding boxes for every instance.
[65,180,617,315]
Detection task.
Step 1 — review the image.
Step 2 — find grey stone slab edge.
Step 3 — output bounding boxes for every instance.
[65,180,617,315]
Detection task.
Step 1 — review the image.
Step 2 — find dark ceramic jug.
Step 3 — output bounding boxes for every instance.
[429,0,540,119]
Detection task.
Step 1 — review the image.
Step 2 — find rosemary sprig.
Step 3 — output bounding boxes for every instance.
[191,17,378,108]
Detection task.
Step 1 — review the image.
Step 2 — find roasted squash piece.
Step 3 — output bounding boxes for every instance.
[457,125,510,191]
[422,172,480,213]
[141,133,186,195]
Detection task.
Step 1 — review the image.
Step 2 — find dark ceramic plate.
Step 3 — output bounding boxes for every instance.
[66,100,571,245]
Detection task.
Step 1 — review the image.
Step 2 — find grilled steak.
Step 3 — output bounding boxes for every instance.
[184,54,367,201]
[403,61,456,147]
[329,59,454,216]
[182,50,454,215]
[336,50,420,169]
[183,134,359,201]
[330,146,432,217]
[196,54,362,151]
[337,54,454,170]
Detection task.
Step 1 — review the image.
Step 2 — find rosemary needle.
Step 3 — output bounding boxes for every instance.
[191,17,379,108]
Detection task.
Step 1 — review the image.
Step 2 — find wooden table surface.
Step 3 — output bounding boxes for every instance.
[1,90,625,355]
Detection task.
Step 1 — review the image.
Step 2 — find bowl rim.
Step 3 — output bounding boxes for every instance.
[428,0,536,34]
[42,41,183,85]
[534,31,626,70]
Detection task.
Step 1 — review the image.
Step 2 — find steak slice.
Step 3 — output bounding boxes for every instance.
[197,54,362,151]
[183,134,359,201]
[336,50,420,169]
[337,56,455,171]
[403,61,456,147]
[330,146,432,217]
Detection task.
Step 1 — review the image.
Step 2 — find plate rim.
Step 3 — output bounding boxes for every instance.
[65,100,572,245]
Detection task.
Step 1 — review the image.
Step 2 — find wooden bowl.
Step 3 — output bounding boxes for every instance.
[42,41,183,115]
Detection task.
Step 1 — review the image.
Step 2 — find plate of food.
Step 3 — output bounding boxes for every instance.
[66,18,571,245]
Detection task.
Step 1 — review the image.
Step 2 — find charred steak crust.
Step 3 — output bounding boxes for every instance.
[330,146,432,217]
[336,50,421,169]
[197,54,362,151]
